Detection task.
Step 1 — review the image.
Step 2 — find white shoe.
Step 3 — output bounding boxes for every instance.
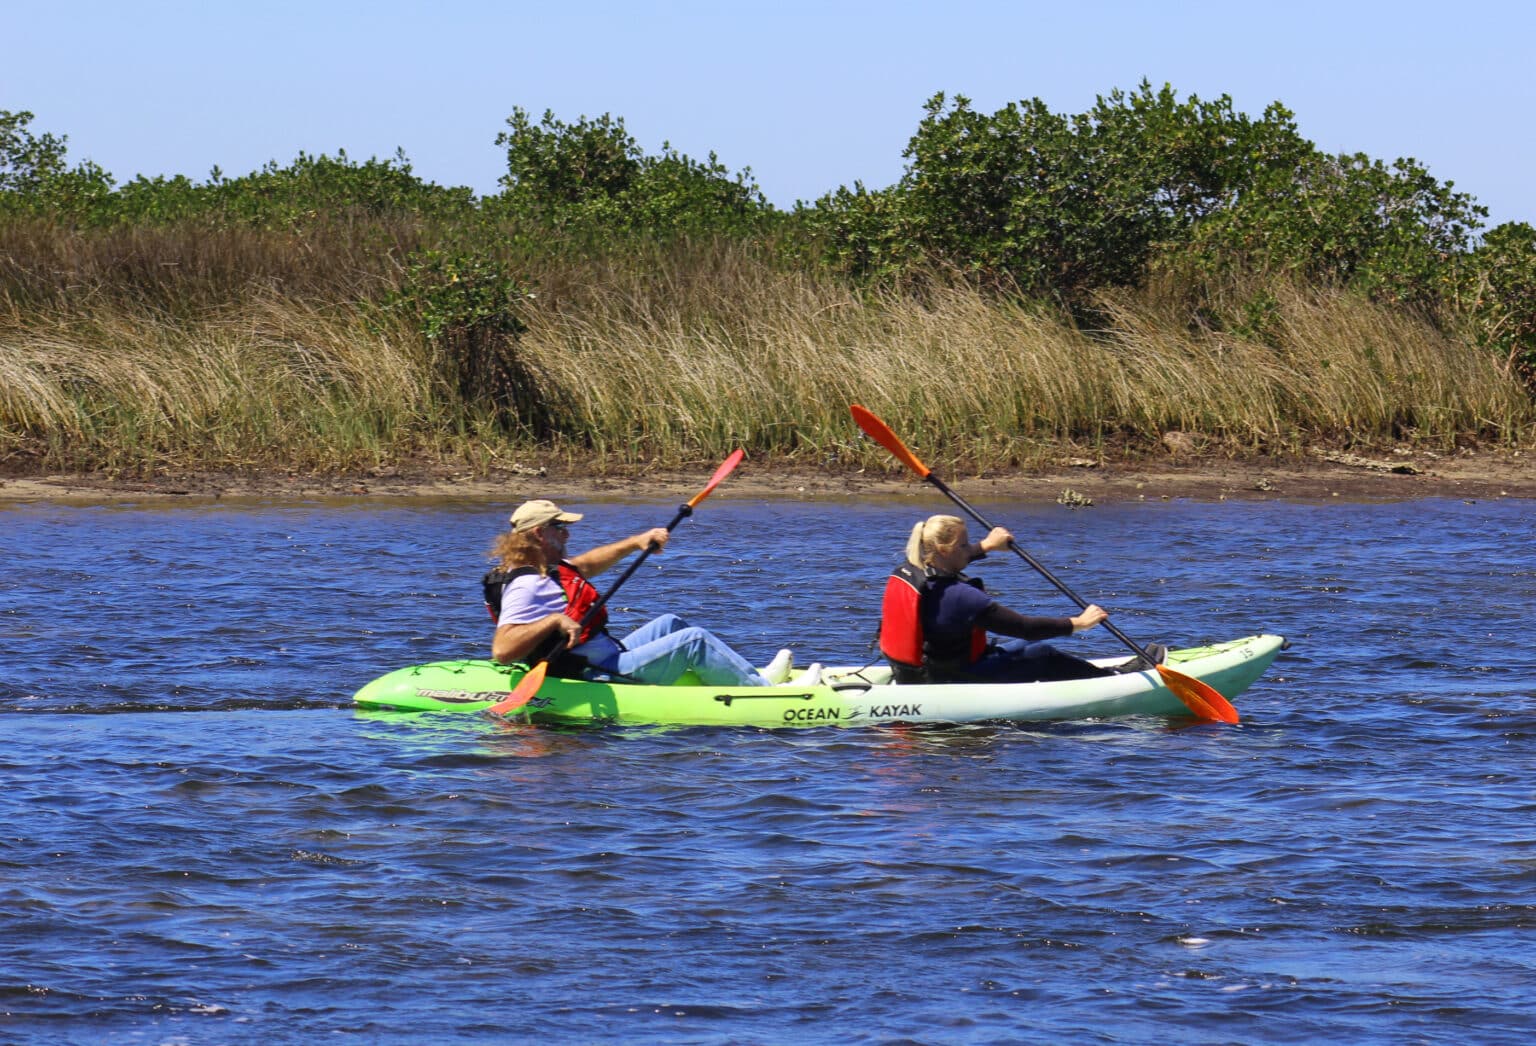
[788,663,822,687]
[760,648,793,684]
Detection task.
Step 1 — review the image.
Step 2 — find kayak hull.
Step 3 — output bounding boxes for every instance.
[352,634,1286,728]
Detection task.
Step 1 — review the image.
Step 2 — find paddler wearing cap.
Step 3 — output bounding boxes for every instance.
[484,499,802,687]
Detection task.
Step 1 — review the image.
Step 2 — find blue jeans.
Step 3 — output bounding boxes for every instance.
[958,638,1115,684]
[574,613,765,686]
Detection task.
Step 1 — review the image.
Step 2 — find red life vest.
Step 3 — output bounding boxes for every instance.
[482,560,609,644]
[879,561,988,674]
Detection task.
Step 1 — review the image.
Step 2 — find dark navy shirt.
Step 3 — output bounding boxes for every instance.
[921,575,994,636]
[922,573,1073,651]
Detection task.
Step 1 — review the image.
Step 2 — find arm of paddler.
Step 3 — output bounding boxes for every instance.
[492,613,581,664]
[970,526,1012,561]
[567,527,670,577]
[976,603,1076,642]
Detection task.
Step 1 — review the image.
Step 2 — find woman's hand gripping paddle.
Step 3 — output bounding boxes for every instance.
[848,405,1239,724]
[486,449,747,717]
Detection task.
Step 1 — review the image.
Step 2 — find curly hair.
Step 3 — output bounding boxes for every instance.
[489,529,548,572]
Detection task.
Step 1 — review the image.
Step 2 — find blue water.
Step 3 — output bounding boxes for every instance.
[2,493,1533,1043]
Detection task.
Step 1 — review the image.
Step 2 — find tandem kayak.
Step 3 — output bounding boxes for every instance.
[352,633,1286,728]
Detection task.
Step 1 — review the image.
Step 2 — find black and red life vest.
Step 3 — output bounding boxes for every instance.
[482,560,610,643]
[879,561,988,679]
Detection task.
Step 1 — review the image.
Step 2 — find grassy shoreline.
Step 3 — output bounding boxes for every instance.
[5,228,1534,484]
[7,96,1535,486]
[5,267,1533,479]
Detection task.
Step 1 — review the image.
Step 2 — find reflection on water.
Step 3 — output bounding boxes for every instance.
[2,494,1533,1042]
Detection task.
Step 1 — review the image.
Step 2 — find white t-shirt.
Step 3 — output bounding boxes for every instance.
[494,570,621,669]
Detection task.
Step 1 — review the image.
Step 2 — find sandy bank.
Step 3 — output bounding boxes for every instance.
[5,447,1535,506]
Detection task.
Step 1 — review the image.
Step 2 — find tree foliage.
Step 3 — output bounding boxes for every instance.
[2,109,474,229]
[494,107,774,238]
[802,83,1488,302]
[1185,151,1485,318]
[791,82,1530,379]
[0,109,116,218]
[802,84,1320,296]
[1,110,70,192]
[1467,222,1536,388]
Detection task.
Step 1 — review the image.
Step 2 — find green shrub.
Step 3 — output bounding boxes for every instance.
[801,83,1318,299]
[386,251,560,435]
[1467,222,1536,392]
[1186,152,1485,320]
[797,83,1492,351]
[494,107,774,240]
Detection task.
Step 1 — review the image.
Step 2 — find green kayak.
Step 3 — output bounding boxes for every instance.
[352,633,1285,727]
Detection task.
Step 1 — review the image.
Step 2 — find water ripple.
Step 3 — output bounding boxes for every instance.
[3,497,1536,1042]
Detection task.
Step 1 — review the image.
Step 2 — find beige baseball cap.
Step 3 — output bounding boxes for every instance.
[509,499,584,532]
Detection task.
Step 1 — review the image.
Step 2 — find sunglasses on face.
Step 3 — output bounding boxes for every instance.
[545,520,569,531]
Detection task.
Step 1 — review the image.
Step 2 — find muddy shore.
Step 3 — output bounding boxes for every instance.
[5,447,1535,505]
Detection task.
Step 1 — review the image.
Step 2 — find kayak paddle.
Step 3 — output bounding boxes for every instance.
[486,448,747,717]
[849,404,1239,724]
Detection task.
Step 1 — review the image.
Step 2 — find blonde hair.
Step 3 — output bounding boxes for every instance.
[489,529,548,572]
[905,514,968,569]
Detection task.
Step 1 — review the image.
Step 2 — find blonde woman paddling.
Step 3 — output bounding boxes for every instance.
[879,514,1165,685]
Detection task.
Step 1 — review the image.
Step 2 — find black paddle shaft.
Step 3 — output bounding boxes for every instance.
[926,474,1153,661]
[529,502,694,664]
[579,502,692,623]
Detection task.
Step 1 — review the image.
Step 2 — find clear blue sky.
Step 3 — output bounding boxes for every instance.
[6,0,1532,228]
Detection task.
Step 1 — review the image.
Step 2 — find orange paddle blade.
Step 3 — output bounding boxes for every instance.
[486,660,548,716]
[1157,665,1240,724]
[850,405,932,479]
[688,448,746,508]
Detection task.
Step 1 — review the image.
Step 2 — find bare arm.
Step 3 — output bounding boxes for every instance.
[567,527,670,577]
[492,613,581,664]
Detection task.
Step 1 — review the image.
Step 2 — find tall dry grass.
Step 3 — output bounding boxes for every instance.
[0,217,420,313]
[3,226,1532,475]
[0,297,453,472]
[518,263,1535,470]
[1084,281,1533,453]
